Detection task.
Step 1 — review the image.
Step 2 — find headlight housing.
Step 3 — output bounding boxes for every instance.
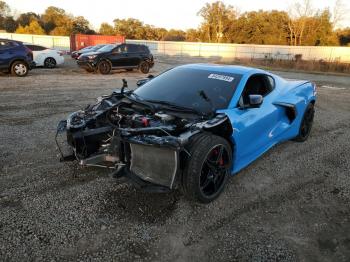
[87,55,97,60]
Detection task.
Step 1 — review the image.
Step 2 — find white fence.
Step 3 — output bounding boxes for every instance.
[0,33,70,50]
[1,33,350,63]
[127,40,350,63]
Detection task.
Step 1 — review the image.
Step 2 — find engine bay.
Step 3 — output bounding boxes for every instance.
[56,86,232,189]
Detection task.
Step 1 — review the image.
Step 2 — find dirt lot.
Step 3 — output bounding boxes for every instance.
[0,56,349,262]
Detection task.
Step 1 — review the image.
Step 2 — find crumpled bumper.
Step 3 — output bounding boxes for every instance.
[55,119,180,190]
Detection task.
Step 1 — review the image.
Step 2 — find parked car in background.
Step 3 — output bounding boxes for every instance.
[77,43,154,74]
[71,44,106,59]
[0,38,35,77]
[25,44,64,68]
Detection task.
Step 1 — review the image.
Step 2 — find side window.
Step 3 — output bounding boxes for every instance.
[128,44,139,53]
[116,44,127,53]
[139,45,149,53]
[0,40,12,50]
[25,44,34,50]
[240,74,275,106]
[34,45,47,51]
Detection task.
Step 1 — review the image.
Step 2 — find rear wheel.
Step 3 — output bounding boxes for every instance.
[139,61,150,74]
[11,61,28,77]
[182,134,232,203]
[98,60,111,74]
[44,57,56,68]
[294,103,315,142]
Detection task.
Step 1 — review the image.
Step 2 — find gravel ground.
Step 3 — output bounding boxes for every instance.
[0,56,349,262]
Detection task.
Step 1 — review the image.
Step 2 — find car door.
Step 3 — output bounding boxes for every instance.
[126,44,142,66]
[109,44,128,67]
[224,74,280,172]
[0,40,11,68]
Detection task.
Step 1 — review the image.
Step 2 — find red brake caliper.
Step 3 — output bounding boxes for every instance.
[214,149,224,166]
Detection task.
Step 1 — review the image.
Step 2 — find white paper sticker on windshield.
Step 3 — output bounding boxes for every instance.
[208,73,234,82]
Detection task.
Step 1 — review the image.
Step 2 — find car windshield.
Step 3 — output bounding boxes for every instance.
[91,45,105,51]
[80,46,92,51]
[134,67,242,112]
[97,44,116,52]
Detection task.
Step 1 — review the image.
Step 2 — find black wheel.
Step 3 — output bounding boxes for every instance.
[44,57,56,68]
[294,103,315,142]
[11,61,28,77]
[182,134,232,203]
[98,60,111,74]
[139,61,150,74]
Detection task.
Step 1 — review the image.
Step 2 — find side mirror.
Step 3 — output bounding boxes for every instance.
[249,94,263,108]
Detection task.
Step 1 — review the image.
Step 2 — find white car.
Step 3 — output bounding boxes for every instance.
[24,44,64,68]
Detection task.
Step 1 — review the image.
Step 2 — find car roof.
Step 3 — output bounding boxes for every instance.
[178,63,265,75]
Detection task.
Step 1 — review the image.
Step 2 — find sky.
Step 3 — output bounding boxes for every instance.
[4,0,350,30]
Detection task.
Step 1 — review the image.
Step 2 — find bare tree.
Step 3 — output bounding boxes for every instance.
[332,0,348,28]
[288,0,315,45]
[0,1,10,17]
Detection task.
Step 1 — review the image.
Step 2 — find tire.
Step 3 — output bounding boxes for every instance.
[139,61,150,74]
[11,61,28,77]
[44,57,56,68]
[84,68,94,73]
[293,103,315,142]
[182,133,232,203]
[97,60,112,74]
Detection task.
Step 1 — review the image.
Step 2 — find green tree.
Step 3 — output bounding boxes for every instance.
[301,9,338,46]
[2,16,17,32]
[0,0,14,31]
[16,12,41,27]
[186,29,201,42]
[99,22,115,35]
[154,27,168,40]
[336,27,350,46]
[41,6,73,35]
[229,10,290,45]
[15,20,45,35]
[72,16,94,34]
[198,1,237,43]
[113,18,145,39]
[163,29,186,41]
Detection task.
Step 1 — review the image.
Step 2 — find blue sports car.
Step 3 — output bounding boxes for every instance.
[56,64,316,203]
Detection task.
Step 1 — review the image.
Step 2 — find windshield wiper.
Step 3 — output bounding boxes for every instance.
[123,92,156,111]
[198,90,215,117]
[145,99,203,115]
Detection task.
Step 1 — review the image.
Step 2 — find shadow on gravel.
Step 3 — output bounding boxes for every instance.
[102,185,179,224]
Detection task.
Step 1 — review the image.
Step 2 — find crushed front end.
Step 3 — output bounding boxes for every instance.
[56,89,231,192]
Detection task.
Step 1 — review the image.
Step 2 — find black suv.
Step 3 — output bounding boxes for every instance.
[77,43,154,74]
[0,39,35,77]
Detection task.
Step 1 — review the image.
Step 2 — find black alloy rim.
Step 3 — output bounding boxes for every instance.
[200,144,230,197]
[45,58,56,68]
[100,61,109,73]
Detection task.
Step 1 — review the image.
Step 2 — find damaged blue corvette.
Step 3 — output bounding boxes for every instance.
[56,64,317,203]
